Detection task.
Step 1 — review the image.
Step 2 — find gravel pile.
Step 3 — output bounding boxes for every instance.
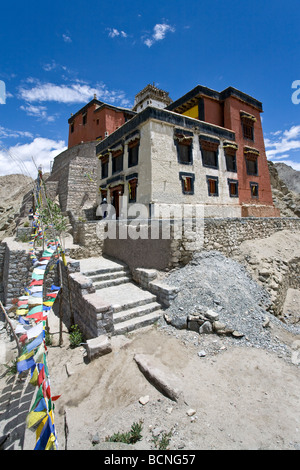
[159,251,300,358]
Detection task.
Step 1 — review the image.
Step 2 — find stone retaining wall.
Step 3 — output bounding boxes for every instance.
[76,217,300,270]
[53,258,113,339]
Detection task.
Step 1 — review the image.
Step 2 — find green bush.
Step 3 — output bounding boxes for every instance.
[69,324,83,348]
[105,421,143,445]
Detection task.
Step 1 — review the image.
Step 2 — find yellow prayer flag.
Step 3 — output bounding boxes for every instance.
[26,410,47,429]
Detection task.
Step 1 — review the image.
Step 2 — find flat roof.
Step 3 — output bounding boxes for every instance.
[68,98,135,123]
[166,85,263,113]
[96,105,235,155]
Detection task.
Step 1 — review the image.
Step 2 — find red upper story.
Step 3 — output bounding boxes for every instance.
[166,85,274,208]
[68,97,135,148]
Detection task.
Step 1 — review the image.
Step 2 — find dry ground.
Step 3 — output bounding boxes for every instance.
[21,311,300,451]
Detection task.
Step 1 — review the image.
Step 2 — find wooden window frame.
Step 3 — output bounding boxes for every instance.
[179,172,195,195]
[206,175,219,197]
[250,182,259,198]
[128,140,139,168]
[128,177,138,203]
[227,178,239,198]
[200,139,219,169]
[112,149,124,174]
[101,156,109,179]
[174,131,193,165]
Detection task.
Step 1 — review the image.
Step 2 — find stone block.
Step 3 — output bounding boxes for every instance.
[86,335,112,361]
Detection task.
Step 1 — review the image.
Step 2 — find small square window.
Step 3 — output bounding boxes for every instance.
[179,172,195,195]
[250,182,259,198]
[206,176,219,196]
[228,179,238,197]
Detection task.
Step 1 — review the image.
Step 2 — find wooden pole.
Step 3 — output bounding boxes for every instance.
[58,260,63,347]
[0,301,21,355]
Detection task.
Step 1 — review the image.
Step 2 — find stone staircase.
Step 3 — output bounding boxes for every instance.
[80,258,163,335]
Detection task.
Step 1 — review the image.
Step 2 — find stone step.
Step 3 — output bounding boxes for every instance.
[93,276,131,290]
[113,301,162,324]
[82,266,128,277]
[89,269,131,282]
[114,310,162,336]
[96,283,157,313]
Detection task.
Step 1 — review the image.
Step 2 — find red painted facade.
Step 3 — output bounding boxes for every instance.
[68,99,134,148]
[167,86,278,216]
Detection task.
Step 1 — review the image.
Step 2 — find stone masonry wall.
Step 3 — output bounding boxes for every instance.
[46,142,98,214]
[1,239,32,305]
[52,258,113,339]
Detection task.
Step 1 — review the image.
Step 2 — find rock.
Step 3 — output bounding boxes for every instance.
[139,395,150,405]
[213,320,226,332]
[197,350,206,357]
[134,353,182,402]
[170,316,187,330]
[232,330,244,338]
[186,409,196,416]
[86,335,112,361]
[199,321,213,334]
[262,316,270,328]
[92,433,100,445]
[204,309,219,322]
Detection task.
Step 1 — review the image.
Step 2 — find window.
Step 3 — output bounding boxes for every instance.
[200,138,219,169]
[101,157,109,179]
[70,122,74,134]
[128,141,139,167]
[242,122,254,140]
[240,111,256,141]
[224,143,238,172]
[112,150,123,174]
[96,119,99,125]
[82,113,87,126]
[246,158,258,175]
[206,176,219,196]
[128,177,138,203]
[225,153,237,172]
[244,147,259,176]
[250,182,259,198]
[179,172,195,195]
[174,131,193,165]
[228,179,238,197]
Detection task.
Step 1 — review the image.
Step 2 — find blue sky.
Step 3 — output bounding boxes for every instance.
[1,0,300,176]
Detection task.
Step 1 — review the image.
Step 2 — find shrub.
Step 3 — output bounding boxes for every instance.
[69,324,83,348]
[105,421,143,445]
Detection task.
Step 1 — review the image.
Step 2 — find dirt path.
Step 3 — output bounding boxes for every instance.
[44,317,300,451]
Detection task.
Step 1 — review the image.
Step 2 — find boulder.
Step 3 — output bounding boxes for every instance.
[86,335,112,361]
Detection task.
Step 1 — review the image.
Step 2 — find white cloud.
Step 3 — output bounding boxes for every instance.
[62,33,72,43]
[0,137,67,176]
[144,23,175,47]
[265,124,300,170]
[20,103,56,122]
[0,126,33,140]
[18,80,131,107]
[107,28,128,38]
